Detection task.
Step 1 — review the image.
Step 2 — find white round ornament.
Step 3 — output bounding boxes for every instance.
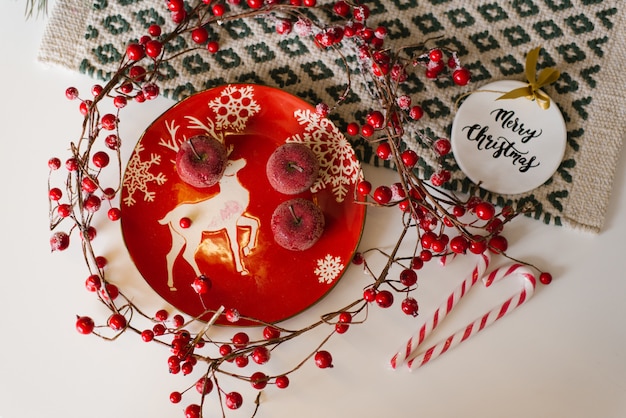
[450,79,566,195]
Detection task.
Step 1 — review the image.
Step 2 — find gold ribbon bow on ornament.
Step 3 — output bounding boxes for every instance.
[496,46,560,110]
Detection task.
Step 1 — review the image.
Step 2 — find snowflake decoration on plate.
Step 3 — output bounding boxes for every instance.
[286,109,361,202]
[314,254,344,284]
[122,143,167,207]
[208,85,261,132]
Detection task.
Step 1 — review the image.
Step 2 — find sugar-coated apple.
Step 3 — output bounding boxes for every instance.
[176,135,227,188]
[271,198,325,251]
[266,143,319,194]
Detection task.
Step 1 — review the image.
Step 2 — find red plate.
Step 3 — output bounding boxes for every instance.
[120,84,365,325]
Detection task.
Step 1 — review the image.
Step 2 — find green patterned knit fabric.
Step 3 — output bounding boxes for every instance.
[39,0,626,232]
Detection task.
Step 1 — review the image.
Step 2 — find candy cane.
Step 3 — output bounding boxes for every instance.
[390,252,490,369]
[405,263,536,370]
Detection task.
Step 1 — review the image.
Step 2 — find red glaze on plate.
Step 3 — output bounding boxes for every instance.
[121,84,365,325]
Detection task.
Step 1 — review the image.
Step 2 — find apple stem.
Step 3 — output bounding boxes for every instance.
[288,162,304,173]
[188,139,203,160]
[288,205,302,225]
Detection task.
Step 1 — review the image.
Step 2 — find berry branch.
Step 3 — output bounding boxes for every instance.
[47,1,554,417]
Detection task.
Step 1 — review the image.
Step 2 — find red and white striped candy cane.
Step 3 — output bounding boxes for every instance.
[390,252,490,369]
[405,263,536,370]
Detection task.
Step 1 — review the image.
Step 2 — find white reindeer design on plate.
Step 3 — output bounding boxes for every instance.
[158,156,260,291]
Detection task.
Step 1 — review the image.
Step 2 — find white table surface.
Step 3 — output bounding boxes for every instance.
[2,2,626,418]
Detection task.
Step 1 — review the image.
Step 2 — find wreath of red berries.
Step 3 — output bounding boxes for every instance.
[47,1,552,417]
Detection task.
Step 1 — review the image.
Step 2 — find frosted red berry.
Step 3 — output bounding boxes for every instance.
[401,297,419,317]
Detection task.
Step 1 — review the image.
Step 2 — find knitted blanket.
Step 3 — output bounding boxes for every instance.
[38,0,625,233]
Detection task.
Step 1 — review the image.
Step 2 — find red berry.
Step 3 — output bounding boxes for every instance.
[48,157,62,170]
[251,346,270,364]
[353,5,369,21]
[191,275,211,294]
[373,185,393,204]
[366,111,384,129]
[100,113,117,130]
[409,105,424,120]
[141,329,154,342]
[429,48,443,62]
[235,355,249,368]
[314,350,333,368]
[219,344,233,357]
[169,391,181,404]
[108,207,121,221]
[411,256,424,270]
[212,3,225,15]
[107,313,127,331]
[475,202,496,221]
[449,235,469,254]
[76,316,95,334]
[401,297,419,317]
[452,67,471,86]
[148,24,162,37]
[191,27,209,44]
[250,371,268,389]
[126,43,145,61]
[144,40,162,58]
[399,268,418,287]
[434,138,451,156]
[184,404,201,418]
[357,180,372,196]
[65,87,79,100]
[263,326,280,340]
[155,309,169,321]
[488,235,508,254]
[539,272,553,285]
[50,231,70,251]
[172,314,184,328]
[85,274,101,292]
[275,18,292,35]
[469,238,487,254]
[92,151,110,168]
[363,288,377,302]
[167,0,185,12]
[376,142,392,160]
[420,249,432,262]
[232,332,249,348]
[84,195,102,213]
[352,252,364,265]
[196,377,214,394]
[91,84,103,97]
[375,290,394,308]
[225,392,243,409]
[49,187,63,201]
[275,375,290,388]
[333,0,350,16]
[79,100,91,116]
[99,283,118,301]
[401,149,419,167]
[346,122,359,136]
[153,323,166,336]
[360,123,374,137]
[207,41,220,53]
